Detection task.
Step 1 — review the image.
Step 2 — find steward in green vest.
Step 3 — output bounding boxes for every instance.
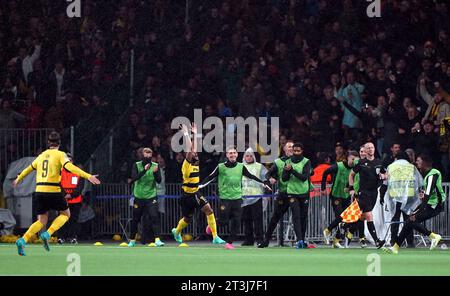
[385,154,446,254]
[321,151,359,199]
[199,147,270,248]
[281,142,311,248]
[259,141,295,248]
[321,151,359,246]
[128,147,163,247]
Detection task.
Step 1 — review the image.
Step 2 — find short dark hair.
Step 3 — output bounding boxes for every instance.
[418,154,433,165]
[317,152,331,163]
[48,131,61,147]
[395,151,409,161]
[293,142,304,150]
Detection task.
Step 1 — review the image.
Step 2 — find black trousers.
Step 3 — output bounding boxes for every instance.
[391,202,414,246]
[130,198,160,243]
[264,193,308,242]
[396,203,443,246]
[60,202,81,239]
[329,197,351,239]
[218,199,243,244]
[242,199,264,244]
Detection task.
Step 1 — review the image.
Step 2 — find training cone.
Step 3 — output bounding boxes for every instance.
[119,242,128,247]
[148,243,156,247]
[94,242,103,246]
[179,243,189,247]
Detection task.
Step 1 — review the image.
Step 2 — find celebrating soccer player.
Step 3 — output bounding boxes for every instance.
[199,146,271,249]
[258,140,295,248]
[172,123,226,246]
[13,132,101,256]
[321,150,359,248]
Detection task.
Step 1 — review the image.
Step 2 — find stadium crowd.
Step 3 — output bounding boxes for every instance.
[1,0,450,184]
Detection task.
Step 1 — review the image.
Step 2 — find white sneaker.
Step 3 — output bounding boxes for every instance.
[344,236,351,248]
[332,240,344,249]
[323,228,331,245]
[382,246,398,255]
[430,234,442,250]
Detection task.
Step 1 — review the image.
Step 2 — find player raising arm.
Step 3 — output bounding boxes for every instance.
[13,132,100,256]
[171,123,226,245]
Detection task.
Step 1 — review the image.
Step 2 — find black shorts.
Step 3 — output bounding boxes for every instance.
[357,191,377,213]
[34,192,69,215]
[179,191,209,219]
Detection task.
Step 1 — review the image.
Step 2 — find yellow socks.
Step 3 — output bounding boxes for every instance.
[23,221,44,243]
[429,232,437,240]
[206,213,218,238]
[47,215,69,235]
[175,218,189,235]
[155,237,161,242]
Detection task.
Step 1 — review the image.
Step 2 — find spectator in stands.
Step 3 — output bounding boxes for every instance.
[338,71,365,140]
[0,98,26,129]
[419,79,450,127]
[334,142,347,163]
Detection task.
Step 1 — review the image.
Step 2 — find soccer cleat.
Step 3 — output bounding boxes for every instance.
[332,238,344,249]
[257,240,269,248]
[382,246,398,255]
[70,238,78,244]
[57,238,65,244]
[224,243,235,250]
[344,232,353,248]
[205,225,212,235]
[360,238,367,248]
[40,231,51,252]
[172,228,183,243]
[155,239,165,247]
[148,243,156,247]
[376,240,386,249]
[212,236,226,244]
[128,240,136,247]
[323,228,331,245]
[430,234,442,250]
[16,238,26,256]
[172,228,182,243]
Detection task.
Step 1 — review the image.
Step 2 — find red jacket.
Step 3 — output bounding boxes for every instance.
[61,169,82,204]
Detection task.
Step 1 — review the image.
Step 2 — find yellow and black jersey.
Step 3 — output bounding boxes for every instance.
[181,158,200,193]
[16,149,92,193]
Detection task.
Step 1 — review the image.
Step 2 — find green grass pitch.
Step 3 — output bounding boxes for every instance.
[1,243,449,276]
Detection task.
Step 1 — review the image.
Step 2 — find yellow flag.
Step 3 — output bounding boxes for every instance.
[340,200,362,223]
